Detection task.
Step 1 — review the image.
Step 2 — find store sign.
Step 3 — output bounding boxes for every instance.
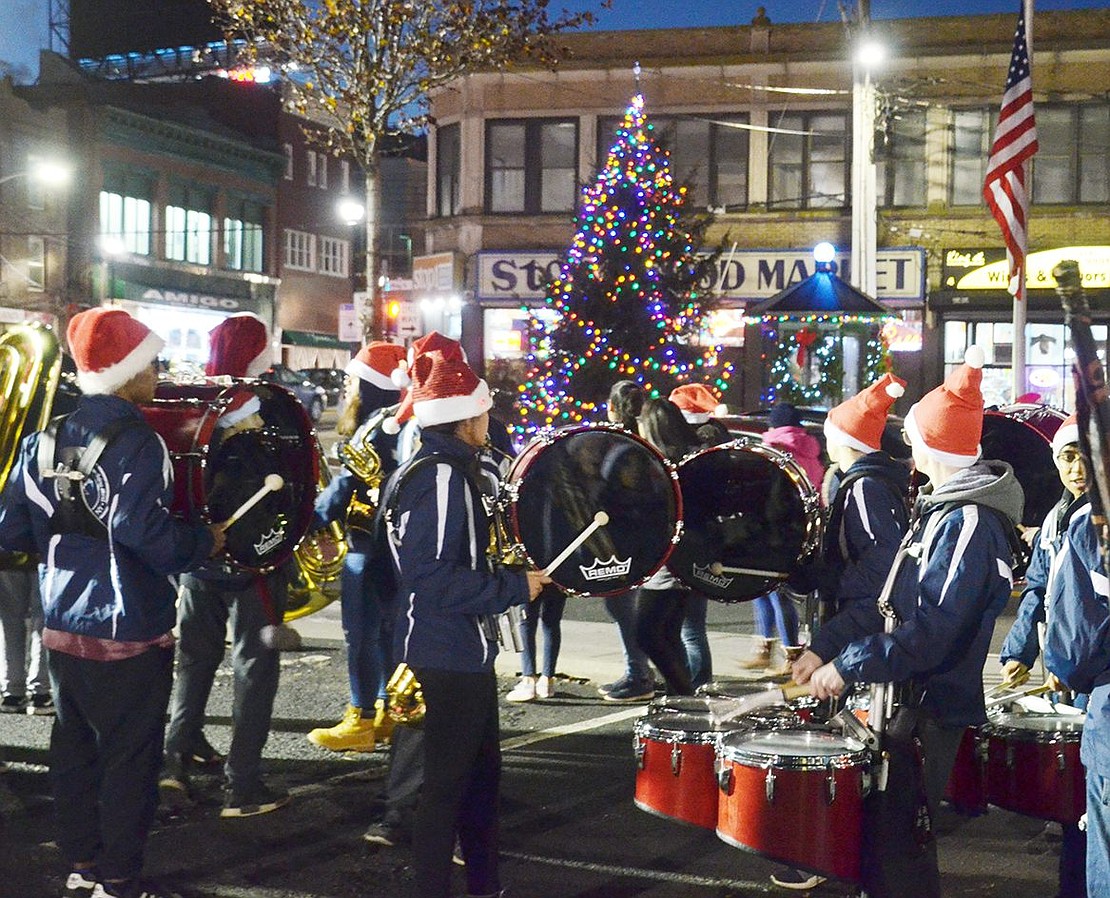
[943,246,1110,291]
[476,248,925,302]
[138,287,244,311]
[338,303,361,342]
[412,253,458,292]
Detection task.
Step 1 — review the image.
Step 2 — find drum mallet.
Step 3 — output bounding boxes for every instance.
[542,511,610,576]
[223,473,284,528]
[709,562,791,579]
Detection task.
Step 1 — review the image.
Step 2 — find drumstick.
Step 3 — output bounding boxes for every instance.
[542,511,610,577]
[984,682,1053,709]
[709,562,791,579]
[223,474,284,528]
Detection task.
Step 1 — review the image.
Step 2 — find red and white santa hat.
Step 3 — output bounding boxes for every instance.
[903,347,986,468]
[391,331,467,388]
[346,341,407,390]
[67,307,164,396]
[1051,412,1080,456]
[217,391,262,429]
[669,384,728,425]
[824,372,907,453]
[409,350,492,428]
[205,313,271,378]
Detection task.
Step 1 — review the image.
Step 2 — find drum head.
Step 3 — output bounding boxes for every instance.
[990,712,1084,737]
[668,442,818,602]
[508,426,679,596]
[981,412,1061,528]
[718,728,866,766]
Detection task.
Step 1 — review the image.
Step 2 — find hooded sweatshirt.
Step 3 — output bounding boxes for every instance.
[822,459,1024,727]
[763,424,825,500]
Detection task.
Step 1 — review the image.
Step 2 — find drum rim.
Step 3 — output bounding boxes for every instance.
[634,714,744,743]
[716,729,869,769]
[983,713,1084,740]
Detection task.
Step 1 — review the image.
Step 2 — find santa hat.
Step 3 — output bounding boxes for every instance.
[382,333,468,435]
[391,331,467,388]
[669,384,727,425]
[67,307,164,396]
[1051,412,1080,456]
[346,341,407,391]
[903,347,985,468]
[218,391,262,429]
[824,372,907,453]
[206,313,271,378]
[410,350,492,428]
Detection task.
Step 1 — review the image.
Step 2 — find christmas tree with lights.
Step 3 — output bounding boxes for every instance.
[517,93,732,432]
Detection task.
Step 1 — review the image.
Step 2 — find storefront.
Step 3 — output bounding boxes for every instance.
[933,246,1110,410]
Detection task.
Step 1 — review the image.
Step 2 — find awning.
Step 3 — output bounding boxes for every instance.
[280,329,358,350]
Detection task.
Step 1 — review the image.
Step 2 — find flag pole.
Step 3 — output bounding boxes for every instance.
[1012,0,1033,402]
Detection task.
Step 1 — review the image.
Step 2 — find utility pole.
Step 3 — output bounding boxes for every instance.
[849,0,878,299]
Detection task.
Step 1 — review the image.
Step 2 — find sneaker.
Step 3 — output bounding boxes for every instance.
[91,879,184,898]
[307,705,376,752]
[158,756,192,808]
[598,676,628,696]
[363,820,404,846]
[452,838,466,867]
[603,679,655,702]
[505,676,537,703]
[186,732,224,768]
[63,869,98,897]
[0,694,27,713]
[28,693,55,716]
[770,867,827,890]
[536,675,555,699]
[220,781,290,818]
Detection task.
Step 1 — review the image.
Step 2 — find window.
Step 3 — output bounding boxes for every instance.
[949,109,993,206]
[767,111,850,209]
[284,229,315,270]
[340,159,350,194]
[317,153,328,189]
[318,236,349,277]
[283,143,294,180]
[224,198,265,272]
[306,151,317,187]
[1032,104,1109,205]
[876,108,927,207]
[99,171,153,255]
[597,114,750,210]
[437,123,461,216]
[486,119,578,214]
[165,185,212,265]
[26,236,44,291]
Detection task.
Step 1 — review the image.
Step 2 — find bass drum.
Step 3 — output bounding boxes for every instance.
[504,424,681,596]
[669,439,821,602]
[141,381,317,573]
[981,404,1066,529]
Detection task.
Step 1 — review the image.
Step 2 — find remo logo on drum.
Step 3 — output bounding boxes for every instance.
[580,555,633,582]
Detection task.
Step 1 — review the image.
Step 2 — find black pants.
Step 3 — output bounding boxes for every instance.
[634,587,693,695]
[49,646,173,881]
[383,721,425,833]
[413,667,501,898]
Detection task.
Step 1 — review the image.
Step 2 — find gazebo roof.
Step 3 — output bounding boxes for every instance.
[748,270,893,316]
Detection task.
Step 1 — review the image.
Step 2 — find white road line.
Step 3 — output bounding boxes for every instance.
[500,706,645,751]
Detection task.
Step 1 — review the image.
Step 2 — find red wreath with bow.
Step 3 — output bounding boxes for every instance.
[794,327,819,368]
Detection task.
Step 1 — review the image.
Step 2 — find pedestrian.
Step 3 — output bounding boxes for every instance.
[0,565,52,715]
[596,380,656,703]
[793,348,1024,898]
[999,413,1088,898]
[160,313,295,818]
[0,307,222,898]
[380,347,548,898]
[770,372,910,892]
[669,382,731,447]
[307,340,407,752]
[740,403,824,674]
[506,583,566,702]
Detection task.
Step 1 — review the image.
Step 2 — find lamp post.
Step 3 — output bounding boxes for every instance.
[98,235,125,305]
[0,159,71,190]
[849,3,882,299]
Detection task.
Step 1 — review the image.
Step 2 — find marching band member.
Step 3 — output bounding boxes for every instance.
[793,348,1024,898]
[161,313,293,818]
[381,348,547,898]
[307,340,406,753]
[0,308,222,898]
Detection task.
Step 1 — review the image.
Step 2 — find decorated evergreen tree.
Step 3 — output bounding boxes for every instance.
[517,93,733,433]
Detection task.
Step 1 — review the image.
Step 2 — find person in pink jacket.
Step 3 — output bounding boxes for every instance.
[739,403,826,675]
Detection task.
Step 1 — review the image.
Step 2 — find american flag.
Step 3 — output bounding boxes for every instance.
[983,6,1038,299]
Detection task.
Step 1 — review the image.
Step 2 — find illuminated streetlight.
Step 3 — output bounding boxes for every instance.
[336,197,365,227]
[0,159,72,188]
[855,39,886,70]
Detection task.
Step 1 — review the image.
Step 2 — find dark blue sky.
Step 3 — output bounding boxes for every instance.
[574,0,1105,30]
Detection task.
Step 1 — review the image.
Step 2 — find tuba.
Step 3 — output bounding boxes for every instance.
[0,323,62,569]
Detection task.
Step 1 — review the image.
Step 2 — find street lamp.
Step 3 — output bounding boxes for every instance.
[336,197,365,227]
[850,20,883,300]
[0,159,72,188]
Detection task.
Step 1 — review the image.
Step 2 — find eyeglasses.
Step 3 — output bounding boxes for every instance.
[900,428,912,446]
[1057,449,1085,466]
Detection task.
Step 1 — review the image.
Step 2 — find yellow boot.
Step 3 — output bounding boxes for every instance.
[307,705,376,752]
[373,698,394,745]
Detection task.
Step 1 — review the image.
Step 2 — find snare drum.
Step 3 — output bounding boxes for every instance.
[633,711,745,829]
[649,692,806,731]
[983,712,1084,823]
[944,727,988,816]
[141,381,316,572]
[668,440,821,602]
[716,728,870,882]
[505,424,681,595]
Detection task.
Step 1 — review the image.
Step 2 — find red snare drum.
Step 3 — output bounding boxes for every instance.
[944,726,988,816]
[649,693,806,731]
[983,712,1085,824]
[140,381,317,573]
[716,729,870,883]
[633,712,744,830]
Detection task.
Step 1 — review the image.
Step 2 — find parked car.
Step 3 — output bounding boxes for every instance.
[298,367,346,409]
[260,364,327,422]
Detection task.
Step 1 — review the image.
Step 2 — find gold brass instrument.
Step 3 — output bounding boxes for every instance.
[0,323,62,570]
[337,413,386,533]
[481,436,530,569]
[385,662,425,724]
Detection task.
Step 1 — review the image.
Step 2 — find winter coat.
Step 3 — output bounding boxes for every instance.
[819,460,1024,727]
[763,424,826,501]
[0,395,214,643]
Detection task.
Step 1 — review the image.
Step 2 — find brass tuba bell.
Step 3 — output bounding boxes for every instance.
[385,662,425,724]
